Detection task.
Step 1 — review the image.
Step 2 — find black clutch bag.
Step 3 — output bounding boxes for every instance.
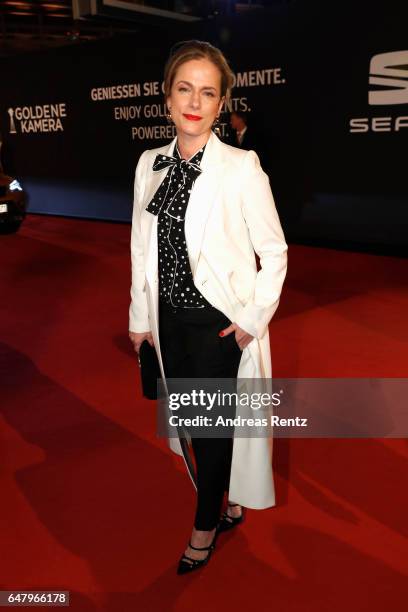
[138,340,161,400]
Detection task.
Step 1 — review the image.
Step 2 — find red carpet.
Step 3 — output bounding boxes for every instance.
[1,214,407,611]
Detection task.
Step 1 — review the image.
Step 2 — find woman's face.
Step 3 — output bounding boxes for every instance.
[167,58,225,140]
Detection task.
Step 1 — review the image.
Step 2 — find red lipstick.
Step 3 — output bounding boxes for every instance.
[183,114,202,121]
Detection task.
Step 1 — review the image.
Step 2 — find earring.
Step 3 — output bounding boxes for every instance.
[212,115,221,129]
[166,110,173,124]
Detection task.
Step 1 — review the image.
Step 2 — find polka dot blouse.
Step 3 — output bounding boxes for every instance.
[147,141,212,309]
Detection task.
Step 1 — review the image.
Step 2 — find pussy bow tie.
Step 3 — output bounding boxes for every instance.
[145,153,202,220]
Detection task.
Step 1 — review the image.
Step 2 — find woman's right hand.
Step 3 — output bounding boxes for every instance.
[129,331,154,354]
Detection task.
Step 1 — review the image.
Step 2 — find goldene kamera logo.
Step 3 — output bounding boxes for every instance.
[7,103,67,134]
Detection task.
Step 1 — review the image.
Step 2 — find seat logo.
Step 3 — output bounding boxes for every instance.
[369,50,408,105]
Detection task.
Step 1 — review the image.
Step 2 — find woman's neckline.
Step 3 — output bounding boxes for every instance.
[175,136,209,161]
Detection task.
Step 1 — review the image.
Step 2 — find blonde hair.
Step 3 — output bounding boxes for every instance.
[163,40,234,106]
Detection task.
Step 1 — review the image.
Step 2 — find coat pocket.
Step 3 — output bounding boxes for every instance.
[228,270,255,305]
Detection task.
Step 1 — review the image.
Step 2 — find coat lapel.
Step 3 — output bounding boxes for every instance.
[141,137,177,285]
[185,131,225,276]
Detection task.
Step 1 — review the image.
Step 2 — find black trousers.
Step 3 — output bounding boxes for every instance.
[159,300,242,530]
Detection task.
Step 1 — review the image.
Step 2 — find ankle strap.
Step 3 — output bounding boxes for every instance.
[189,541,213,551]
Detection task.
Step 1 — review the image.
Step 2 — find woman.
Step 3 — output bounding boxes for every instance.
[129,40,287,574]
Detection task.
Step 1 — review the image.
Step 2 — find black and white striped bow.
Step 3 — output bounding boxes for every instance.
[145,152,203,220]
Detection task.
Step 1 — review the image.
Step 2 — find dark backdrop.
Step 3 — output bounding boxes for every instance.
[0,0,407,253]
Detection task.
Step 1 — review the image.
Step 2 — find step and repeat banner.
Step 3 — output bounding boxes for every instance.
[0,0,407,249]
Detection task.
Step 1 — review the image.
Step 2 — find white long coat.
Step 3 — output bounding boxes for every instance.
[129,131,288,509]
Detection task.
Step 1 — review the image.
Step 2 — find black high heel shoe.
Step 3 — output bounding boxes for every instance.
[177,532,218,575]
[217,502,244,533]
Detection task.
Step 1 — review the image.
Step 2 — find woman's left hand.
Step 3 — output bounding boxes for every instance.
[219,323,254,350]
